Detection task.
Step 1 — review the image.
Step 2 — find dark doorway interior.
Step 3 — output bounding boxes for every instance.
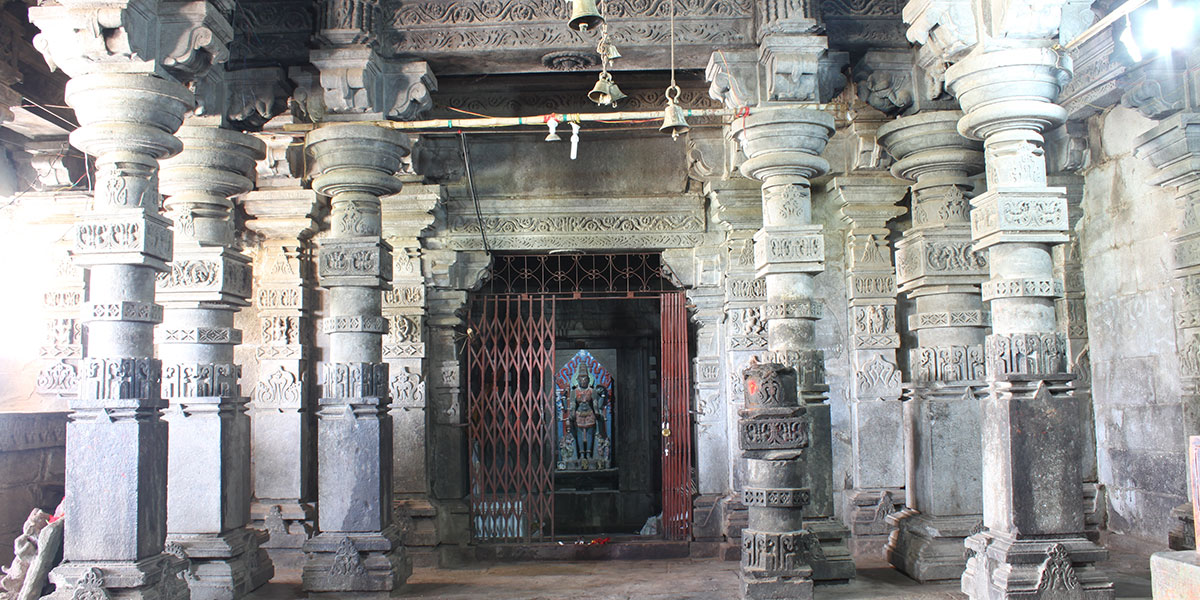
[552,299,662,536]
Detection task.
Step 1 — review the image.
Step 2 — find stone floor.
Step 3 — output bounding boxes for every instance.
[248,535,1156,599]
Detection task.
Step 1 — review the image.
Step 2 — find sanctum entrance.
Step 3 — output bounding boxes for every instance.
[464,253,693,544]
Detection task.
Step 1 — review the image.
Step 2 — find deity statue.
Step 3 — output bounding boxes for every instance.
[555,350,614,471]
[570,369,607,465]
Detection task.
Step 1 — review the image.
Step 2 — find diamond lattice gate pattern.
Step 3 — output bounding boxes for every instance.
[466,295,557,542]
[466,254,693,543]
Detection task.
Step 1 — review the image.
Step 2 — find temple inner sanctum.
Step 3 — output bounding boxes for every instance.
[0,0,1198,598]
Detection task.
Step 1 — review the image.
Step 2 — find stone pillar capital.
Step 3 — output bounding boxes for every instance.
[306,124,409,199]
[877,110,983,184]
[946,47,1071,141]
[732,107,835,183]
[757,35,848,104]
[226,67,292,130]
[242,189,322,242]
[160,125,265,246]
[66,74,193,169]
[308,48,437,120]
[828,175,909,231]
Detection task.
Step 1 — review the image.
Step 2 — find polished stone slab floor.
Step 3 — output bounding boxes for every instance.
[247,535,1155,599]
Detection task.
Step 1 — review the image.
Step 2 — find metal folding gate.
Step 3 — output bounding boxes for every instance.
[465,254,693,543]
[466,295,557,542]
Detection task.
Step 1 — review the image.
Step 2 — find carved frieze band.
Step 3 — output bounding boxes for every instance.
[157,259,253,297]
[754,227,825,273]
[980,278,1064,301]
[849,273,896,298]
[254,365,304,409]
[74,217,173,264]
[321,316,389,334]
[766,349,825,391]
[763,300,822,320]
[389,366,426,409]
[741,529,824,575]
[971,192,1069,247]
[986,333,1067,378]
[909,310,989,329]
[85,301,164,324]
[160,326,242,344]
[257,287,305,310]
[162,362,239,399]
[321,362,390,399]
[743,487,811,508]
[80,357,162,402]
[896,239,988,284]
[911,345,986,383]
[318,243,391,284]
[727,307,767,350]
[739,412,810,451]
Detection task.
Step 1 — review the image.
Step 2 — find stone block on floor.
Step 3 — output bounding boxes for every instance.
[1152,550,1200,600]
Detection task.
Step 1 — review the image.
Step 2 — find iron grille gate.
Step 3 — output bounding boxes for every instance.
[466,254,693,543]
[466,296,557,542]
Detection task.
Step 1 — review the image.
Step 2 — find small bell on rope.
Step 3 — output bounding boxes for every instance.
[659,85,689,140]
[588,71,626,107]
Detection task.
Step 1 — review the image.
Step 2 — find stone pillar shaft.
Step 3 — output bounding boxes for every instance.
[158,125,272,600]
[44,72,193,600]
[947,46,1112,599]
[302,124,411,594]
[242,178,321,569]
[732,107,853,598]
[828,176,907,557]
[877,110,988,582]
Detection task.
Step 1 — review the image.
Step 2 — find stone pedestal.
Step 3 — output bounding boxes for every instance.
[732,106,854,595]
[877,110,988,582]
[157,125,273,600]
[828,175,908,558]
[946,47,1112,599]
[1152,551,1200,600]
[42,72,194,600]
[302,124,411,594]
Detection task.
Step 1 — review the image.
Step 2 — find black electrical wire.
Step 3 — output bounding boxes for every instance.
[459,131,490,256]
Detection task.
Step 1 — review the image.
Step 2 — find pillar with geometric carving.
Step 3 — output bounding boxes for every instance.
[157,125,272,599]
[241,168,321,570]
[381,183,442,567]
[1135,113,1200,550]
[947,44,1113,600]
[709,178,767,559]
[29,71,194,600]
[732,106,854,597]
[877,110,989,582]
[827,175,908,557]
[302,124,411,593]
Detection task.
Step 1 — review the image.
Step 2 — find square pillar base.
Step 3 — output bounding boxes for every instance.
[802,518,856,582]
[1152,551,1200,600]
[168,528,274,600]
[44,554,190,600]
[301,530,410,593]
[961,530,1113,599]
[886,509,980,582]
[741,573,814,600]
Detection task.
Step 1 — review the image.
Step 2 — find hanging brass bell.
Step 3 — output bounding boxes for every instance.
[569,0,604,32]
[604,44,621,61]
[660,100,690,139]
[588,72,626,106]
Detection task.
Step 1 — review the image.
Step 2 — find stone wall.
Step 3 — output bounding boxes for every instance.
[1079,105,1187,541]
[0,411,66,566]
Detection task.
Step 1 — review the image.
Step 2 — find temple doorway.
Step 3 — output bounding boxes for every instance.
[463,253,692,544]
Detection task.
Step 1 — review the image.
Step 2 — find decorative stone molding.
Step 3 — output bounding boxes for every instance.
[853,51,915,116]
[829,174,908,557]
[303,123,412,593]
[732,106,854,590]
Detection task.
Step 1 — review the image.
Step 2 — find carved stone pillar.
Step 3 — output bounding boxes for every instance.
[826,175,908,557]
[1046,122,1102,542]
[877,110,988,582]
[30,187,90,407]
[947,46,1112,598]
[380,184,442,566]
[302,124,411,594]
[42,73,193,600]
[241,169,321,570]
[1135,113,1200,551]
[157,125,272,599]
[709,178,765,559]
[732,106,854,597]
